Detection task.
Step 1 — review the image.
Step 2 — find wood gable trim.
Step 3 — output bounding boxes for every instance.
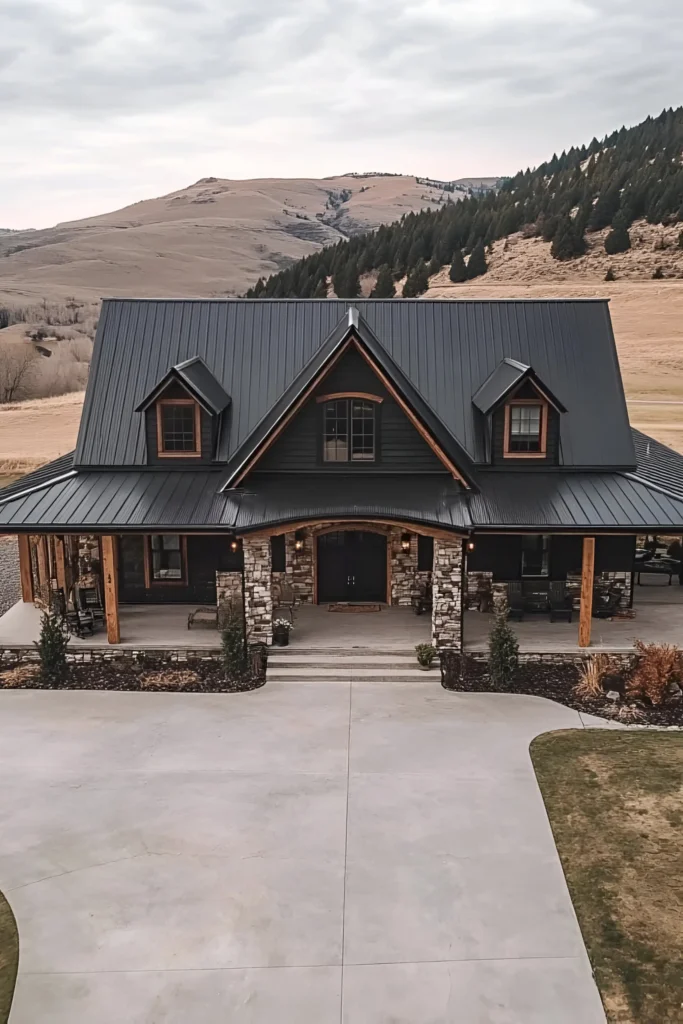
[232,331,470,487]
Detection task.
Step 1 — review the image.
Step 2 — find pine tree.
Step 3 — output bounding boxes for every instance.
[313,278,328,298]
[448,249,467,283]
[370,264,395,298]
[605,266,616,281]
[551,216,586,261]
[488,604,519,690]
[428,255,441,276]
[604,215,631,255]
[466,240,488,279]
[34,612,69,684]
[402,258,429,298]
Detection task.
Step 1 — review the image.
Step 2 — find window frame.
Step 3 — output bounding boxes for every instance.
[520,534,550,578]
[144,534,188,586]
[156,399,202,458]
[318,393,381,464]
[503,399,548,459]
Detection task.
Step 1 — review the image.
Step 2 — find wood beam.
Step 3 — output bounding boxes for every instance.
[578,536,595,648]
[54,535,67,593]
[36,536,49,590]
[18,535,33,603]
[101,535,120,644]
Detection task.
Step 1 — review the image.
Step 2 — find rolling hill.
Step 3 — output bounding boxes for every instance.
[0,175,496,307]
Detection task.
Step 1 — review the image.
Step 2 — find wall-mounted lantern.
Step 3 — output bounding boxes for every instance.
[467,538,475,552]
[401,533,411,552]
[294,530,305,552]
[230,537,242,554]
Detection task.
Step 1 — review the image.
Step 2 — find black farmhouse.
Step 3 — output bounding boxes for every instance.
[2,297,683,649]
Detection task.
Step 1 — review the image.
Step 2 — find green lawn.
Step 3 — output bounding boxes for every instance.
[531,731,683,1024]
[0,894,17,1022]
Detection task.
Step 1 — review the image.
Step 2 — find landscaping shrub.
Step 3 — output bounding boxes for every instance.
[627,640,681,705]
[574,653,619,700]
[488,604,519,689]
[34,611,69,684]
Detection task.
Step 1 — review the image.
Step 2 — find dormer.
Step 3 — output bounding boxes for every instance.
[135,357,231,465]
[472,358,566,466]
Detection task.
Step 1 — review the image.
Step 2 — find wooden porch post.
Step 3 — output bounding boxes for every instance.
[18,535,34,603]
[578,536,595,648]
[55,535,67,593]
[101,535,120,644]
[36,536,49,592]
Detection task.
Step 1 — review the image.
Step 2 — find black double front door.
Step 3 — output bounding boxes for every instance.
[317,531,387,603]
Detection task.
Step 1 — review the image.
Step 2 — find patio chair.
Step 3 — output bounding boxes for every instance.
[593,587,622,619]
[548,581,572,623]
[506,582,524,621]
[65,586,95,637]
[274,582,296,624]
[76,584,105,629]
[412,580,432,616]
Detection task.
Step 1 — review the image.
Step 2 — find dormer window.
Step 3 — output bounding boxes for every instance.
[320,395,378,463]
[504,401,547,458]
[156,399,201,457]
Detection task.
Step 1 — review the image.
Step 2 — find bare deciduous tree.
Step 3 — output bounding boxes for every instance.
[0,346,36,403]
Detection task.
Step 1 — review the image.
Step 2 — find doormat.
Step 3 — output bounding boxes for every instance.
[328,603,382,613]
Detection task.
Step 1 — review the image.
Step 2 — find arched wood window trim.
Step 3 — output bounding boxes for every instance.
[315,392,384,404]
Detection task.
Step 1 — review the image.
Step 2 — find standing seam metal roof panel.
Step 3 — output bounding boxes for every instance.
[74,299,636,471]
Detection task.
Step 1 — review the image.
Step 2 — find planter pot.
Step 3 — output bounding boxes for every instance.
[273,630,289,647]
[418,662,433,671]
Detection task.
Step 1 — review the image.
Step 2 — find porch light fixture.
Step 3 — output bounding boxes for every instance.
[294,531,305,552]
[401,533,411,552]
[467,539,476,552]
[230,537,242,554]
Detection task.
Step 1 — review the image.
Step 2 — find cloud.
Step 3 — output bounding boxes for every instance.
[1,0,681,226]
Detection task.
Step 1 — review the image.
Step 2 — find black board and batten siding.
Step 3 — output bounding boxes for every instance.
[145,381,216,466]
[254,347,446,474]
[118,535,242,605]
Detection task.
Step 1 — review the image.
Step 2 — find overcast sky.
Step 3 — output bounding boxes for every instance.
[2,0,681,229]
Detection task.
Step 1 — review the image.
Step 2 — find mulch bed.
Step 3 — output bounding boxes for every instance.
[441,655,683,727]
[0,658,265,694]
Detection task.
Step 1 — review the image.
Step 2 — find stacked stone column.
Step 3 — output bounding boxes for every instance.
[242,536,273,644]
[431,537,464,650]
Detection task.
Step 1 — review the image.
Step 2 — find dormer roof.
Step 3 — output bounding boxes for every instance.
[135,356,231,416]
[472,357,567,415]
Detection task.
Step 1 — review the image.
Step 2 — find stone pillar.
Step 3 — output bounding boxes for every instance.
[243,536,273,644]
[216,570,243,618]
[390,529,418,606]
[431,537,464,650]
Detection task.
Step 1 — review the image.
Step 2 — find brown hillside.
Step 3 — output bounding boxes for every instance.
[0,175,458,306]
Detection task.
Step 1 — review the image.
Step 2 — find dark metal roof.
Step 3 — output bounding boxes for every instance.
[631,428,683,501]
[135,356,231,415]
[0,471,467,532]
[471,357,566,414]
[2,462,683,533]
[75,298,635,470]
[0,452,75,504]
[232,474,469,531]
[469,470,683,530]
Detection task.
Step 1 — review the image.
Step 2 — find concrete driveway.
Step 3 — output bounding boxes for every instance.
[0,683,606,1023]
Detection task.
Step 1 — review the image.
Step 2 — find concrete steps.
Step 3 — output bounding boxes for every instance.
[266,647,440,683]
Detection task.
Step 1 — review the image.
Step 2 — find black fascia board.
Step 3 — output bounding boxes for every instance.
[135,357,230,416]
[472,357,567,415]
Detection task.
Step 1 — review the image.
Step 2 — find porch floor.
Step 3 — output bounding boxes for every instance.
[285,604,430,651]
[464,582,683,654]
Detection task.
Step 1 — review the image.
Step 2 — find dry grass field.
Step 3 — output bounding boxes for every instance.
[0,392,83,472]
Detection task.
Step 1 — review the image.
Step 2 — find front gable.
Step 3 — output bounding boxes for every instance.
[252,346,448,474]
[224,309,476,487]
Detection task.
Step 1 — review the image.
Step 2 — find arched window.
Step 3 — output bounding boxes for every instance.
[320,395,378,463]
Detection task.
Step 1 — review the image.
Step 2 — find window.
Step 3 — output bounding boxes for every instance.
[148,535,186,583]
[271,535,286,573]
[504,401,546,457]
[323,399,375,462]
[157,400,200,456]
[417,535,434,571]
[521,535,550,577]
